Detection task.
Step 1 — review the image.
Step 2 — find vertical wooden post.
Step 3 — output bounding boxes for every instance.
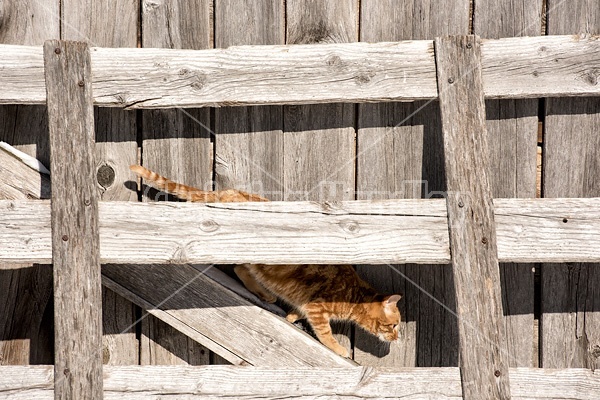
[44,40,103,399]
[435,35,511,399]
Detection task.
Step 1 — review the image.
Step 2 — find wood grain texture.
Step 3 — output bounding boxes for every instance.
[101,264,354,367]
[0,0,57,366]
[140,0,213,366]
[5,198,600,264]
[0,147,52,365]
[3,365,600,399]
[62,0,140,366]
[542,0,600,370]
[436,35,510,399]
[285,0,358,357]
[355,0,468,368]
[44,40,103,399]
[214,0,284,201]
[2,35,598,107]
[474,0,541,369]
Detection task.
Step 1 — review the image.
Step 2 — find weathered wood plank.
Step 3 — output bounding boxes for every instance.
[101,263,354,367]
[1,35,599,107]
[140,0,213,366]
[0,0,58,366]
[436,35,510,398]
[285,0,358,358]
[4,198,600,265]
[44,40,103,399]
[474,0,541,368]
[214,0,284,199]
[355,0,469,368]
[2,365,600,399]
[62,0,141,367]
[542,0,600,370]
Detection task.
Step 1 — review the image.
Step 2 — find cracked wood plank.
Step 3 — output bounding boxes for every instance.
[0,35,598,107]
[436,35,510,399]
[2,198,600,265]
[2,365,600,399]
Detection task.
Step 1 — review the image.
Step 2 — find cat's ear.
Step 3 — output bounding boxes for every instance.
[384,294,402,307]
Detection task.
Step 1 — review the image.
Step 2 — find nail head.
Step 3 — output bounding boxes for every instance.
[448,77,455,84]
[481,237,488,245]
[54,48,61,54]
[62,235,68,242]
[78,80,85,87]
[466,43,472,49]
[494,370,501,377]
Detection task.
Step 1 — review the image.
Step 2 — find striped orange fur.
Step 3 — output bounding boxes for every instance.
[129,164,402,358]
[130,165,269,202]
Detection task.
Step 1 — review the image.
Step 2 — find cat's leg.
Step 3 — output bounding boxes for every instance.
[234,265,277,303]
[305,311,349,358]
[286,310,303,323]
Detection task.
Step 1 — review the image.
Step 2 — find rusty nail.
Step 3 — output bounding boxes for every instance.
[78,80,85,87]
[62,235,68,242]
[466,43,472,49]
[481,237,488,245]
[494,370,501,377]
[54,48,61,55]
[84,199,91,206]
[562,218,568,223]
[448,77,455,84]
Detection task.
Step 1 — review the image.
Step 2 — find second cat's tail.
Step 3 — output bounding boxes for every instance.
[130,165,269,203]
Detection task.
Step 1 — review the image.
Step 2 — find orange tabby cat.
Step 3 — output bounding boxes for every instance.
[130,165,402,358]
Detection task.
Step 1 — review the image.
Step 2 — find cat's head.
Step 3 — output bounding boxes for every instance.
[362,294,402,342]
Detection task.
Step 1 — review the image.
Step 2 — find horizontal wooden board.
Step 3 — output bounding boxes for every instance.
[1,365,599,399]
[0,35,598,108]
[1,198,600,264]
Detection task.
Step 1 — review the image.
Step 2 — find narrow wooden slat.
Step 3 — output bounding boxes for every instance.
[3,198,600,265]
[140,0,213,367]
[355,0,469,368]
[473,0,541,368]
[0,0,58,367]
[44,40,103,399]
[2,365,600,399]
[542,1,600,371]
[436,35,510,398]
[101,263,354,368]
[284,0,358,361]
[63,0,140,367]
[1,35,598,107]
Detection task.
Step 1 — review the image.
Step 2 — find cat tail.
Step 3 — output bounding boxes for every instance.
[129,165,269,203]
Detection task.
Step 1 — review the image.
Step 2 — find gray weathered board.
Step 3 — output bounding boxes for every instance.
[214,0,285,199]
[436,35,510,398]
[284,0,358,360]
[3,198,600,265]
[2,365,600,400]
[101,263,353,368]
[44,40,103,399]
[0,0,57,366]
[474,0,540,368]
[355,0,469,368]
[140,0,213,366]
[1,35,599,107]
[542,1,600,370]
[62,0,140,367]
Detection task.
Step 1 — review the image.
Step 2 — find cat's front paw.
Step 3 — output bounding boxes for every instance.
[333,345,350,358]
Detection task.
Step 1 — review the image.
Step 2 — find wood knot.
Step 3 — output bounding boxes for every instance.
[340,220,360,234]
[326,55,343,69]
[200,219,219,232]
[581,69,599,86]
[354,71,375,85]
[190,73,207,91]
[97,164,115,188]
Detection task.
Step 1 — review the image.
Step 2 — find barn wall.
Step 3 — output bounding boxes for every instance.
[1,0,598,369]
